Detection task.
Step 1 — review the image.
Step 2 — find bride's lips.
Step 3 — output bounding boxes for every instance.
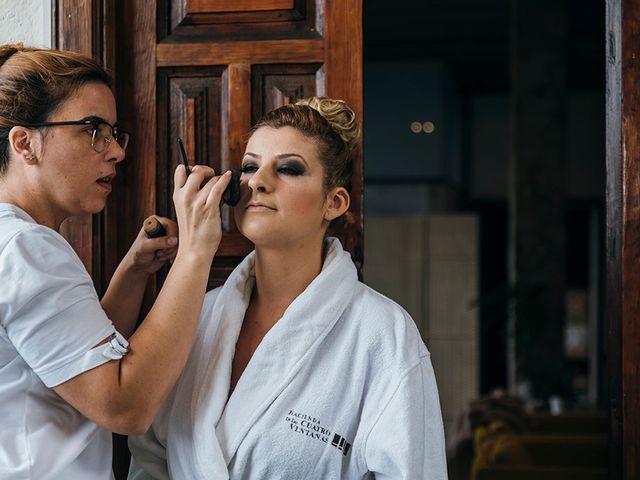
[246,202,276,210]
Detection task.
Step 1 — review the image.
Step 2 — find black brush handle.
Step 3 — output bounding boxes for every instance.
[177,138,191,177]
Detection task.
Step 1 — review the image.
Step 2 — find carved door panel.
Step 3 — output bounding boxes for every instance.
[114,0,363,290]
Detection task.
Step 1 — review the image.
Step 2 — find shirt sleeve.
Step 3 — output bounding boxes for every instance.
[364,354,448,479]
[0,225,128,387]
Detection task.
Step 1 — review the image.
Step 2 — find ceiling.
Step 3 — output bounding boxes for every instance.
[363,0,605,93]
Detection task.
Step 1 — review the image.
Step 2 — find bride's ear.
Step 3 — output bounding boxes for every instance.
[324,187,350,222]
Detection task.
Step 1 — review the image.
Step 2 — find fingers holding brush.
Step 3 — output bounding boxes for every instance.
[125,216,179,274]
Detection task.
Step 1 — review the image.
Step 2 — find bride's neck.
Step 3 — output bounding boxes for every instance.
[251,240,325,312]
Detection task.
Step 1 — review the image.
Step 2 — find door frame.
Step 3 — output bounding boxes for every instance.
[605,1,639,478]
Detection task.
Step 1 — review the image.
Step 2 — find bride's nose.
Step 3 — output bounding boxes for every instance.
[247,168,270,193]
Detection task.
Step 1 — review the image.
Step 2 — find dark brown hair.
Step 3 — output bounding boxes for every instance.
[249,97,360,192]
[0,43,112,174]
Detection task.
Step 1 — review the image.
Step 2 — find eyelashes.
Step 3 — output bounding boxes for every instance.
[278,164,304,176]
[240,164,258,174]
[240,162,305,176]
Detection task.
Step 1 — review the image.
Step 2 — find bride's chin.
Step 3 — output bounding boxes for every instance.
[243,229,293,251]
[245,234,278,248]
[238,227,270,246]
[238,221,277,241]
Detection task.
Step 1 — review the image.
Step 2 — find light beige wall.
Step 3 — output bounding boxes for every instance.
[0,0,51,47]
[364,214,479,440]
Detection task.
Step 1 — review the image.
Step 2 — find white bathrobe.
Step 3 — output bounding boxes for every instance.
[128,238,447,479]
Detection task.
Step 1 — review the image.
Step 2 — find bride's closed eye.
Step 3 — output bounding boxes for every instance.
[240,162,306,176]
[277,163,305,176]
[241,163,258,174]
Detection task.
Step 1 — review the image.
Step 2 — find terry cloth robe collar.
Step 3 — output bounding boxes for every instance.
[165,237,359,479]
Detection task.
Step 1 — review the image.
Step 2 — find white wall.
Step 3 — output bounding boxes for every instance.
[0,0,51,48]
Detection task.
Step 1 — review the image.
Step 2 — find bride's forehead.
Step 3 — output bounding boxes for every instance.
[247,127,317,151]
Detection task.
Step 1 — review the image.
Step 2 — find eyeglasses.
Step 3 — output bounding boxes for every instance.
[24,119,130,153]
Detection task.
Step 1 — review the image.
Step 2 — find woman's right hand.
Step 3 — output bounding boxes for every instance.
[172,164,232,261]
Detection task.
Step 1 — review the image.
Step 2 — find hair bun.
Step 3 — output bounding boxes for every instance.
[296,96,360,151]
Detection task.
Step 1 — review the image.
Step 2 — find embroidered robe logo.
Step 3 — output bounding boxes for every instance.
[284,409,352,457]
[331,434,351,456]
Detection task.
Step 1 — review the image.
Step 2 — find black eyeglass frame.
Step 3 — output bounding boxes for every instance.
[23,119,130,153]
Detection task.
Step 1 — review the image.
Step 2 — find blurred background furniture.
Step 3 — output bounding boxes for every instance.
[448,391,607,480]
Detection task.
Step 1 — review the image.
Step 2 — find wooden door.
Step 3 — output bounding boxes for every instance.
[55,1,362,477]
[55,0,363,290]
[112,0,363,294]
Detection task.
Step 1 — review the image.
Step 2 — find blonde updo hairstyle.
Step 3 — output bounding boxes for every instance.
[249,96,360,193]
[0,43,112,175]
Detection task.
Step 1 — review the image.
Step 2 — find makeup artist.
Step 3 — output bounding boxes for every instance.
[0,43,231,479]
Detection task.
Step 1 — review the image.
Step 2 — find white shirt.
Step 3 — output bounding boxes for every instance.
[0,204,128,479]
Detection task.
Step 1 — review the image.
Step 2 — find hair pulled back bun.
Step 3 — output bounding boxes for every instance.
[250,96,360,192]
[0,43,111,175]
[295,96,361,152]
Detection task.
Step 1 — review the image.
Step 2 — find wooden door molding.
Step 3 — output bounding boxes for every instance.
[606,0,639,478]
[163,0,316,41]
[324,0,364,267]
[52,0,117,294]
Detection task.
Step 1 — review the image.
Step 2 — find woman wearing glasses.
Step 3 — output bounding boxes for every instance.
[128,97,447,479]
[0,44,231,478]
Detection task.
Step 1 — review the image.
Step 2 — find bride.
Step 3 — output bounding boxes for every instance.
[129,97,447,480]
